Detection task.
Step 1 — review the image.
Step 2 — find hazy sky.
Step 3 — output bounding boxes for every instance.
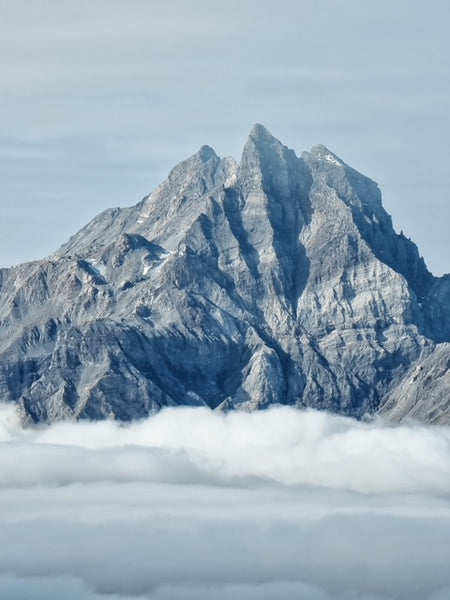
[1,0,449,274]
[1,404,450,599]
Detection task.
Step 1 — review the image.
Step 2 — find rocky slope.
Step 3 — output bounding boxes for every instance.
[0,125,448,424]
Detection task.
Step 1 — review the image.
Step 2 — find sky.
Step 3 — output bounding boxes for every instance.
[1,403,450,599]
[1,0,449,274]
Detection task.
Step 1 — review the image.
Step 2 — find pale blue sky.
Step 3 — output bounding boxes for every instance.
[1,0,449,274]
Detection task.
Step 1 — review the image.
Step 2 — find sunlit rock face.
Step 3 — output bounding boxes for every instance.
[0,124,448,424]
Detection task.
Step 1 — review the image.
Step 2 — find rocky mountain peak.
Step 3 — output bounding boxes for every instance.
[308,143,344,165]
[239,124,308,202]
[241,123,292,163]
[0,126,448,424]
[248,122,279,143]
[197,144,218,163]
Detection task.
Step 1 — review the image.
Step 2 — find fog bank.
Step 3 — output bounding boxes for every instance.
[1,404,449,599]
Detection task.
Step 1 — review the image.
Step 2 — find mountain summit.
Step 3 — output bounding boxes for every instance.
[0,126,448,424]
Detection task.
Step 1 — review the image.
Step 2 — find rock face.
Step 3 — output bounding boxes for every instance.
[0,124,448,424]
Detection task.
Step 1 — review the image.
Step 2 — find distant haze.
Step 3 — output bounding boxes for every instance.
[1,0,449,274]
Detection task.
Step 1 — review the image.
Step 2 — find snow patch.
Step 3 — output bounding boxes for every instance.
[90,260,106,277]
[324,154,342,166]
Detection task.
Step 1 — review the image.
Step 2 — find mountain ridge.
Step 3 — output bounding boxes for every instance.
[0,125,448,424]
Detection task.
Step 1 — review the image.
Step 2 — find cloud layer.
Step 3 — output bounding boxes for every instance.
[1,404,450,599]
[2,404,450,494]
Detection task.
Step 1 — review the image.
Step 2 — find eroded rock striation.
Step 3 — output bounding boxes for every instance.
[0,125,448,423]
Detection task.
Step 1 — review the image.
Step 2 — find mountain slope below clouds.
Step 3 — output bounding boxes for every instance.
[0,125,448,424]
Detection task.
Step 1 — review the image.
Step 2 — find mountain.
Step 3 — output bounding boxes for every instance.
[0,124,448,424]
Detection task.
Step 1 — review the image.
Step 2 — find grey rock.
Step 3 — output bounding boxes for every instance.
[379,344,450,424]
[0,124,448,424]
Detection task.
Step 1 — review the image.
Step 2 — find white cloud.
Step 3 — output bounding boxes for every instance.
[0,574,395,600]
[1,404,449,599]
[1,405,450,494]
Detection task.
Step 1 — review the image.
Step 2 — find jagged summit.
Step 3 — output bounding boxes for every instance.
[307,143,344,165]
[0,126,448,424]
[248,122,279,143]
[241,123,288,164]
[197,144,218,162]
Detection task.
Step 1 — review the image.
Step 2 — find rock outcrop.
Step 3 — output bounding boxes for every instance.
[0,124,448,423]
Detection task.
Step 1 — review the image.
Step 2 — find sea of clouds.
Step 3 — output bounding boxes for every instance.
[1,403,450,600]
